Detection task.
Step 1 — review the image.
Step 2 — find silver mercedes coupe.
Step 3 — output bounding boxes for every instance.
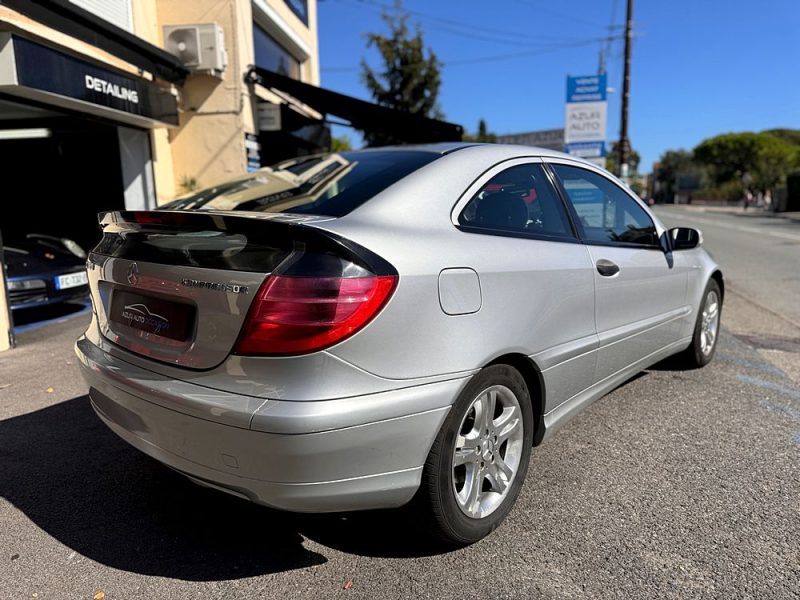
[76,143,723,545]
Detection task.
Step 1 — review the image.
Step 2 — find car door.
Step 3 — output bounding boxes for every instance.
[548,161,689,382]
[453,159,598,411]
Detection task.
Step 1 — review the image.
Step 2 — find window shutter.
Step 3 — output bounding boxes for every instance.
[69,0,132,32]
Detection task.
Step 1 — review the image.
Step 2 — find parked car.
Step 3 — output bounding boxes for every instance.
[75,144,723,545]
[4,235,88,310]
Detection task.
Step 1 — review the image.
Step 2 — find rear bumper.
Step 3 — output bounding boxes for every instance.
[75,336,460,512]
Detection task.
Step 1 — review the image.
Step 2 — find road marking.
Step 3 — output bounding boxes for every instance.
[716,353,788,379]
[740,375,800,402]
[656,208,800,243]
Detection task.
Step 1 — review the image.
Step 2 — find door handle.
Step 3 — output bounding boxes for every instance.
[596,259,620,277]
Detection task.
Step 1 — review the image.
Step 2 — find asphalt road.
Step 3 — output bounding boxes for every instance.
[1,207,799,599]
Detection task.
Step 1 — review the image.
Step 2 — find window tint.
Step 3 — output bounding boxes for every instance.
[551,164,658,246]
[458,163,573,238]
[160,150,440,217]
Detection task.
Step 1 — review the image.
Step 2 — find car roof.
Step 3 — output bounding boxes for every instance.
[351,142,579,161]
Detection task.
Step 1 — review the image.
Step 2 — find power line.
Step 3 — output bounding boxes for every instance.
[321,0,623,72]
[446,37,620,66]
[510,0,622,30]
[600,0,622,73]
[335,0,605,45]
[321,34,622,71]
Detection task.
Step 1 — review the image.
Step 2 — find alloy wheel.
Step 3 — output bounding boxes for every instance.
[700,290,720,355]
[451,385,524,518]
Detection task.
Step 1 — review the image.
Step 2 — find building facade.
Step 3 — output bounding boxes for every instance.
[0,0,319,205]
[0,0,320,347]
[0,0,463,347]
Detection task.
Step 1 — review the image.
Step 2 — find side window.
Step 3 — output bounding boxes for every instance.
[458,163,573,239]
[551,164,658,247]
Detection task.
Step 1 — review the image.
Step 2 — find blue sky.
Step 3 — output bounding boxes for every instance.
[317,0,800,172]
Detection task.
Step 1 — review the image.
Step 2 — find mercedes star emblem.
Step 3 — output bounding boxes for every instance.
[127,262,140,286]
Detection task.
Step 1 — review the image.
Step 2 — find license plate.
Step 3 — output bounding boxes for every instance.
[55,271,88,290]
[110,289,196,342]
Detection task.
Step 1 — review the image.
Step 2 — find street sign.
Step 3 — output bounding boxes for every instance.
[565,103,607,144]
[566,74,607,103]
[565,74,607,162]
[257,102,282,131]
[564,141,606,158]
[245,133,261,171]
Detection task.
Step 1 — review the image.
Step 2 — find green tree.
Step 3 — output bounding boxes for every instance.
[763,128,800,147]
[693,132,798,190]
[360,2,442,146]
[330,134,353,152]
[652,149,706,203]
[463,119,497,143]
[605,140,640,176]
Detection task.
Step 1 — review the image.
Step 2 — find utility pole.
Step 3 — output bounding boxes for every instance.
[618,0,633,179]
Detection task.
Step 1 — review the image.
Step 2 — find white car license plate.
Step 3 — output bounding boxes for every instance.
[56,271,88,290]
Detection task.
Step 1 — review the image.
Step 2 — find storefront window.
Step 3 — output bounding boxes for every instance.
[254,26,301,80]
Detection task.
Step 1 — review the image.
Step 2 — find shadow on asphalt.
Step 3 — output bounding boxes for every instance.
[647,355,692,371]
[0,396,449,581]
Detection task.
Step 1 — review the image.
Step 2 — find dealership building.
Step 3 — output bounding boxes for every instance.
[0,0,463,349]
[0,0,324,243]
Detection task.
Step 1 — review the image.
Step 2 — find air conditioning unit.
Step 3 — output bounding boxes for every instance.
[163,23,227,78]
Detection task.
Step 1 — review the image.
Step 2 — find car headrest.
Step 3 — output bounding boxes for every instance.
[475,191,528,230]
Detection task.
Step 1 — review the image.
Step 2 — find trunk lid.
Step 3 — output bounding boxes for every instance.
[87,210,336,369]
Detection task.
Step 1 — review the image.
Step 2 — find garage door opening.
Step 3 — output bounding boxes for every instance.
[0,96,155,330]
[0,119,124,250]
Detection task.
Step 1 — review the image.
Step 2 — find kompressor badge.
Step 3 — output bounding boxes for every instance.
[181,279,249,294]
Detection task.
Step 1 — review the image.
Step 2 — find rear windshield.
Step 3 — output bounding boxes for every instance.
[161,150,440,217]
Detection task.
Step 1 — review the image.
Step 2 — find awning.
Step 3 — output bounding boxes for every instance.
[247,66,463,144]
[0,0,188,84]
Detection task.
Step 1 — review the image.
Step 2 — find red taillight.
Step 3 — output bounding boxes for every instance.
[234,273,397,355]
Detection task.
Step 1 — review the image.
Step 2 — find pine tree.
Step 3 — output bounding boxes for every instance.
[360,3,443,146]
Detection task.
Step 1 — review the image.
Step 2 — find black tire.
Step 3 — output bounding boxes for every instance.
[676,278,722,368]
[415,364,534,546]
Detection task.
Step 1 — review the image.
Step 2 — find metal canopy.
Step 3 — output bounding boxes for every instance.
[0,0,189,84]
[247,66,463,144]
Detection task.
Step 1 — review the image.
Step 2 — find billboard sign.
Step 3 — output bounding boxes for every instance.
[565,74,607,164]
[565,102,607,144]
[564,141,606,158]
[566,74,607,103]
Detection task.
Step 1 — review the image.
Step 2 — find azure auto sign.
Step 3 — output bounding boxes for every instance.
[564,74,608,166]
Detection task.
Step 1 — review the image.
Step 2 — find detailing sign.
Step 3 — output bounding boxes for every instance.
[84,75,139,104]
[8,35,178,126]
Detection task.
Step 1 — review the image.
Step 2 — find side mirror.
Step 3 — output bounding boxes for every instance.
[669,227,702,250]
